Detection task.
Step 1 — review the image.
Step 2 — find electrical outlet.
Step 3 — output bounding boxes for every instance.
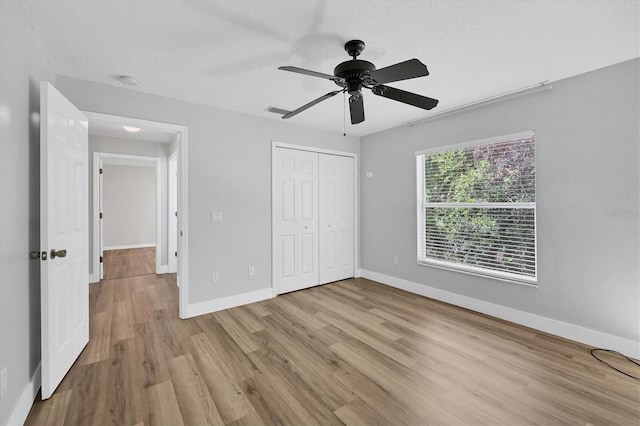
[211,211,223,222]
[248,266,255,276]
[392,256,399,265]
[211,272,219,283]
[1,367,7,400]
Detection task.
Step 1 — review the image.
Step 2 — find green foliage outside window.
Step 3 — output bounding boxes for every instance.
[422,138,536,277]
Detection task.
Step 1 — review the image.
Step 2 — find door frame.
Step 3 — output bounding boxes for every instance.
[168,151,178,274]
[271,141,360,294]
[84,112,190,318]
[93,152,161,277]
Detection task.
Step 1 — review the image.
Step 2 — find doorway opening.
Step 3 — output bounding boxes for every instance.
[95,153,161,280]
[85,112,189,318]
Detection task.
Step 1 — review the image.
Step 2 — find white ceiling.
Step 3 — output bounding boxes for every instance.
[21,0,639,137]
[89,120,176,143]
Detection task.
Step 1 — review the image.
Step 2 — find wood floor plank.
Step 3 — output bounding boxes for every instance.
[188,333,260,424]
[334,399,402,426]
[251,325,354,411]
[24,253,640,426]
[147,380,184,426]
[247,349,344,425]
[199,318,259,381]
[111,299,135,342]
[78,310,111,365]
[331,364,426,426]
[24,389,73,426]
[169,354,226,426]
[104,247,155,280]
[214,309,262,353]
[328,341,455,422]
[226,305,266,333]
[103,338,147,425]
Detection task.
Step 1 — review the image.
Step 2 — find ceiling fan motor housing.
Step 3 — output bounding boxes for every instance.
[334,59,376,95]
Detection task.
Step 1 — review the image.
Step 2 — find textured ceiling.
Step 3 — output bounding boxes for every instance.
[20,0,639,137]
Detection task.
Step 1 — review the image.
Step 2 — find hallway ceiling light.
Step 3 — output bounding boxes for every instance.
[123,126,141,132]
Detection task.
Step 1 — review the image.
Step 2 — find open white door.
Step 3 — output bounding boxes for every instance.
[40,82,89,400]
[98,157,104,280]
[168,153,178,274]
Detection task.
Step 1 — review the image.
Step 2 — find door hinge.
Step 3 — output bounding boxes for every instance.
[99,168,103,174]
[175,211,178,217]
[100,256,103,263]
[175,251,178,257]
[100,212,103,219]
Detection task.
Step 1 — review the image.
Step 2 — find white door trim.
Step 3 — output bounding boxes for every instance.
[168,152,178,274]
[84,112,189,319]
[271,141,359,292]
[92,152,161,278]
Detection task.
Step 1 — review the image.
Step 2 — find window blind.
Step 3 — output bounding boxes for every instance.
[416,132,536,284]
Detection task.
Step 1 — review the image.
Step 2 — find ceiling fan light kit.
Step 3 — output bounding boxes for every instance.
[279,40,439,125]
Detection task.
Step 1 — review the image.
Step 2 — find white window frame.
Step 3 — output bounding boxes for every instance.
[415,131,537,286]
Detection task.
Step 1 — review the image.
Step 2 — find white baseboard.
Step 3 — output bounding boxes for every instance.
[184,287,274,318]
[104,243,156,251]
[89,272,100,284]
[360,269,640,359]
[7,363,40,426]
[354,268,362,278]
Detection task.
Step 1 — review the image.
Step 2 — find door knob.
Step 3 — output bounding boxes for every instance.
[50,249,67,259]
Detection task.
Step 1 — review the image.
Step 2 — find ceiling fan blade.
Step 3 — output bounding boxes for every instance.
[279,66,345,84]
[370,59,429,84]
[372,85,439,110]
[282,90,342,119]
[349,94,365,124]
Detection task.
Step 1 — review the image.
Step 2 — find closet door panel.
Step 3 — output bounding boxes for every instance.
[297,152,319,289]
[273,147,319,294]
[273,149,300,294]
[319,154,354,284]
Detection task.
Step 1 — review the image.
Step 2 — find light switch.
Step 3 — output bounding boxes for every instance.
[365,171,373,178]
[211,211,223,222]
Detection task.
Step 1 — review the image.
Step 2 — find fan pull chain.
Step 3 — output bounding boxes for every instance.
[343,91,346,136]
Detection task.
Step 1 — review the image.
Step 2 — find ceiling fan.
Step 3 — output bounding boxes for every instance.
[278,39,438,125]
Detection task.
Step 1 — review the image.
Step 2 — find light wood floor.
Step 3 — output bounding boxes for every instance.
[27,271,639,424]
[103,247,155,280]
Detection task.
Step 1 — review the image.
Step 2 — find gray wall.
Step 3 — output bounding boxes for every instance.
[360,59,639,343]
[103,165,156,248]
[0,1,53,423]
[89,135,170,269]
[56,76,360,304]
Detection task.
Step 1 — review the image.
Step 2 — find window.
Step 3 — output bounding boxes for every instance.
[416,131,536,285]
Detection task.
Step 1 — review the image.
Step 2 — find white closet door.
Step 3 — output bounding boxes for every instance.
[273,148,319,294]
[319,154,354,284]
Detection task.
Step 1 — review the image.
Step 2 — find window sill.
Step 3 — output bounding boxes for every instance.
[417,258,538,287]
